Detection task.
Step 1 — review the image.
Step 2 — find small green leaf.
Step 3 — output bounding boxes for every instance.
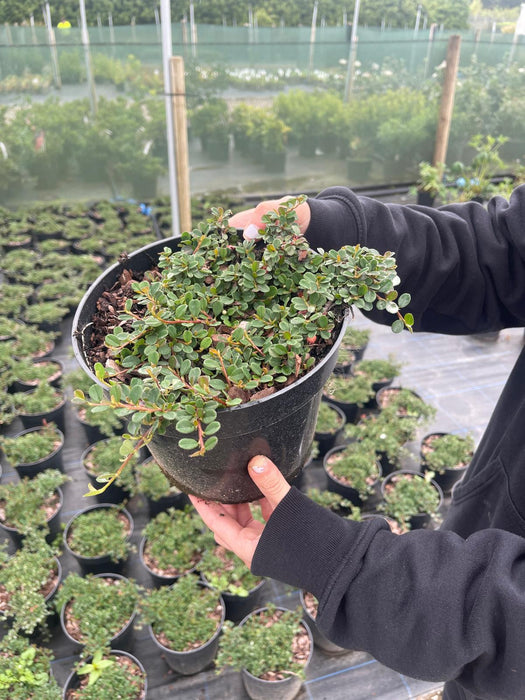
[178,438,200,450]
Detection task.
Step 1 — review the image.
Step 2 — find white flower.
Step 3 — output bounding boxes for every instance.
[339,58,347,66]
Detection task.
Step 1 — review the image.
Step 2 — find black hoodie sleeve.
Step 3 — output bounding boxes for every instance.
[252,487,525,699]
[306,185,525,334]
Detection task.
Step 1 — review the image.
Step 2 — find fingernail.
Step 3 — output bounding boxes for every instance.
[250,456,267,473]
[244,224,261,240]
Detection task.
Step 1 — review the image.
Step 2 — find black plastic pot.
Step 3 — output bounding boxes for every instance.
[59,573,137,654]
[381,470,444,530]
[416,190,435,207]
[148,581,225,675]
[62,649,147,700]
[0,487,64,548]
[11,359,64,393]
[420,432,471,494]
[239,606,314,700]
[3,425,65,478]
[63,503,133,574]
[17,392,67,434]
[299,590,347,655]
[314,402,346,458]
[323,445,382,509]
[138,534,198,587]
[72,236,349,503]
[322,392,360,424]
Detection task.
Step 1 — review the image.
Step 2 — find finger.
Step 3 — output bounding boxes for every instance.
[228,207,256,229]
[230,197,294,241]
[248,456,291,510]
[259,497,273,522]
[221,502,255,528]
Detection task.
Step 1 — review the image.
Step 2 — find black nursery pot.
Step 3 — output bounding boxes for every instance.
[0,487,64,548]
[381,470,444,530]
[62,503,134,574]
[323,445,382,509]
[72,236,348,504]
[314,402,346,458]
[138,534,197,587]
[6,425,65,478]
[239,606,314,700]
[148,581,225,676]
[62,649,147,700]
[59,573,137,654]
[18,393,67,434]
[11,359,64,393]
[420,432,471,494]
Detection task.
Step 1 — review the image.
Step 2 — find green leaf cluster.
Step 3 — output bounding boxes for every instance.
[135,458,181,501]
[0,534,59,636]
[325,443,380,497]
[83,436,139,494]
[66,506,132,563]
[54,573,138,657]
[0,632,61,700]
[381,472,441,528]
[315,402,345,434]
[323,373,375,406]
[140,574,223,652]
[142,506,211,574]
[216,603,307,680]
[199,546,262,597]
[0,469,69,536]
[0,423,61,465]
[74,650,145,699]
[422,433,474,473]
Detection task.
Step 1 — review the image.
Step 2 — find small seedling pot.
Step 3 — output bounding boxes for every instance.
[0,486,64,548]
[239,606,314,700]
[420,432,471,494]
[62,503,134,574]
[17,392,67,434]
[62,649,147,700]
[148,581,225,675]
[3,425,65,478]
[314,402,346,458]
[381,470,444,530]
[59,572,137,654]
[323,445,383,509]
[138,534,198,588]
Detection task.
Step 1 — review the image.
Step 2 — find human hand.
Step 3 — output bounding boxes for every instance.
[189,455,291,569]
[229,195,311,241]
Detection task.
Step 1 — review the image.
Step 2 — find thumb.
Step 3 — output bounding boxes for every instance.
[248,455,291,508]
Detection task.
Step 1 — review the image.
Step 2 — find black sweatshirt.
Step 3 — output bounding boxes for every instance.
[251,185,525,700]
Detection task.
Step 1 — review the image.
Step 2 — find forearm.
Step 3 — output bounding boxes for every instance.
[306,185,525,333]
[252,487,525,699]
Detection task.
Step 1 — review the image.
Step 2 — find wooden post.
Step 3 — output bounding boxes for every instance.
[433,34,461,168]
[169,56,192,233]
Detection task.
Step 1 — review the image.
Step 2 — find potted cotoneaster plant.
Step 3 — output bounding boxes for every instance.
[62,648,147,700]
[323,442,382,508]
[55,572,139,656]
[0,469,69,546]
[140,574,225,676]
[380,470,443,530]
[420,432,475,494]
[0,629,62,700]
[216,602,313,700]
[0,423,64,478]
[139,506,210,586]
[314,401,346,457]
[0,533,61,637]
[72,197,413,503]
